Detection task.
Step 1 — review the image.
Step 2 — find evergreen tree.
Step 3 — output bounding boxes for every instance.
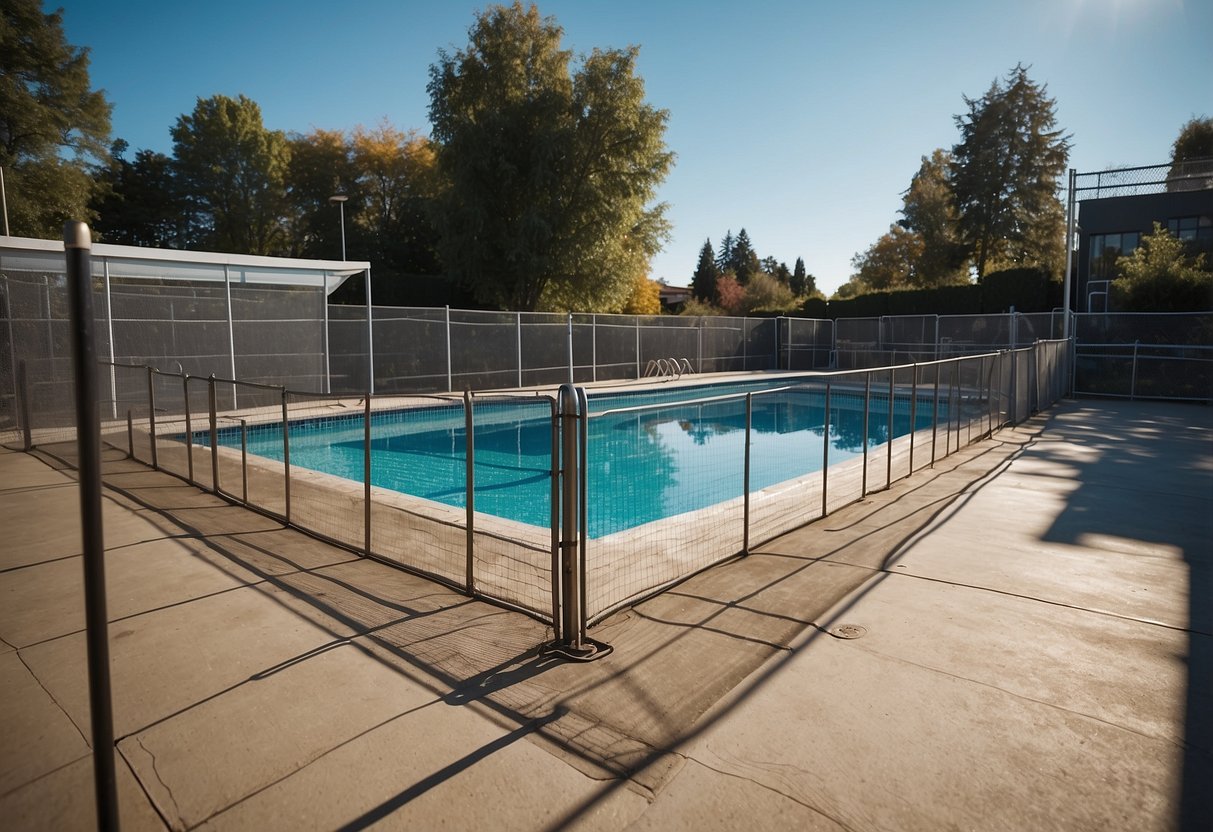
[691,238,719,303]
[716,230,735,272]
[899,149,970,285]
[731,228,760,283]
[791,257,808,295]
[950,64,1069,278]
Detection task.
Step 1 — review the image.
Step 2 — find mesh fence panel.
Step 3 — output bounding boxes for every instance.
[520,312,570,388]
[700,317,744,373]
[783,318,834,370]
[232,284,325,390]
[590,314,641,381]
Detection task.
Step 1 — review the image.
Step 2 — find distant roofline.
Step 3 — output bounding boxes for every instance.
[0,235,370,276]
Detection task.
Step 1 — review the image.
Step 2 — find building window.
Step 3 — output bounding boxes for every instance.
[1166,216,1212,241]
[1088,231,1140,280]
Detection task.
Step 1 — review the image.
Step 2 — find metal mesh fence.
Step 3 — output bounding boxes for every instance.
[1073,313,1213,402]
[1074,160,1213,200]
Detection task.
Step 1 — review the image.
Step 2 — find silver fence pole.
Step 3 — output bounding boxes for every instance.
[933,315,940,361]
[909,364,918,471]
[224,264,237,409]
[548,396,561,639]
[17,358,31,451]
[635,317,641,379]
[1062,168,1076,343]
[464,390,475,593]
[592,314,597,383]
[445,304,452,392]
[64,221,119,832]
[183,374,194,484]
[239,418,248,504]
[952,360,961,447]
[103,258,116,420]
[516,311,523,388]
[743,392,752,554]
[931,363,940,466]
[742,317,748,371]
[208,375,218,493]
[365,269,375,395]
[822,382,831,517]
[576,387,590,644]
[126,409,133,459]
[567,312,574,384]
[281,388,291,524]
[886,369,894,488]
[364,396,371,556]
[558,384,582,649]
[1130,340,1139,400]
[147,366,157,468]
[861,371,870,497]
[322,276,331,395]
[698,319,704,374]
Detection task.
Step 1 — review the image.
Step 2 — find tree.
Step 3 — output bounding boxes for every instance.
[428,2,673,311]
[351,123,442,275]
[899,149,969,286]
[716,230,735,272]
[0,0,112,236]
[791,257,811,296]
[285,128,361,260]
[1167,116,1213,192]
[1111,223,1212,311]
[92,140,189,247]
[620,273,661,314]
[742,271,796,313]
[171,94,291,255]
[691,238,719,302]
[715,274,744,314]
[850,225,923,290]
[730,228,760,283]
[950,64,1069,279]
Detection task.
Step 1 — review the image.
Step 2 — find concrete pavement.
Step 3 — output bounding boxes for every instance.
[1,398,1210,830]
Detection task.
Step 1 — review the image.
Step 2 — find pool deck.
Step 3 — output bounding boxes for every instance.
[1,398,1210,831]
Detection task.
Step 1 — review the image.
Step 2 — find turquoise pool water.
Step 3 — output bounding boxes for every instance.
[207,380,938,537]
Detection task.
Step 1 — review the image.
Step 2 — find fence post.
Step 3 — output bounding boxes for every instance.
[445,304,452,392]
[208,374,218,493]
[822,382,831,517]
[64,221,119,832]
[548,397,561,639]
[567,312,574,384]
[558,384,583,650]
[592,314,597,383]
[126,409,133,459]
[147,366,157,468]
[861,372,870,497]
[635,317,641,379]
[364,396,372,556]
[743,392,752,554]
[239,418,248,504]
[886,369,895,488]
[931,362,940,467]
[17,358,32,451]
[1130,340,1139,400]
[365,268,375,395]
[183,374,194,484]
[698,319,704,374]
[281,388,291,524]
[909,364,918,472]
[516,311,523,388]
[464,391,475,593]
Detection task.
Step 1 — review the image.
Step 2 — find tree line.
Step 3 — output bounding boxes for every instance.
[2,1,672,313]
[686,228,820,316]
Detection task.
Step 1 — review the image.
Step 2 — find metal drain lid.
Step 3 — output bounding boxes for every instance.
[830,624,867,639]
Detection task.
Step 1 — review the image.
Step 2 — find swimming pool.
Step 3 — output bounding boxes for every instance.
[203,378,937,538]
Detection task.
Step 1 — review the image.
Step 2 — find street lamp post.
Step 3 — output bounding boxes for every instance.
[328,194,348,260]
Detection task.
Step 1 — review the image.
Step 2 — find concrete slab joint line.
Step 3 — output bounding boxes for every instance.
[131,735,182,828]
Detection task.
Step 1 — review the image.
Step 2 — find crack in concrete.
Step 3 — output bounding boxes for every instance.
[687,755,858,831]
[855,643,1213,758]
[15,649,90,749]
[134,735,184,830]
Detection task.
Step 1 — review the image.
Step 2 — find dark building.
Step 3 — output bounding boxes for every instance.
[1075,160,1213,311]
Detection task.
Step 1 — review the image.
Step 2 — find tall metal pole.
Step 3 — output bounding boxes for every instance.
[224,264,237,409]
[365,269,374,394]
[103,259,117,419]
[64,222,119,832]
[464,391,475,593]
[743,392,752,554]
[445,304,452,392]
[567,312,574,384]
[322,275,331,394]
[1062,168,1076,342]
[338,200,346,261]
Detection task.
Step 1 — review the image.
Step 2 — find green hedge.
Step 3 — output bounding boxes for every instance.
[809,268,1062,318]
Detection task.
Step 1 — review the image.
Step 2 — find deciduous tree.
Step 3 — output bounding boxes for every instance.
[899,149,969,285]
[92,140,189,247]
[1167,116,1213,192]
[428,2,673,311]
[171,94,291,255]
[1111,223,1212,311]
[0,0,112,236]
[850,225,923,291]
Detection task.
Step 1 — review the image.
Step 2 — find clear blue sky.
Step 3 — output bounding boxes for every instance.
[59,0,1211,295]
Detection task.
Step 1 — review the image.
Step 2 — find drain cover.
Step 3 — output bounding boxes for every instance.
[830,624,867,639]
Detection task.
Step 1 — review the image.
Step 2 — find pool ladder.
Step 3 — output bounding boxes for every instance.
[643,357,694,380]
